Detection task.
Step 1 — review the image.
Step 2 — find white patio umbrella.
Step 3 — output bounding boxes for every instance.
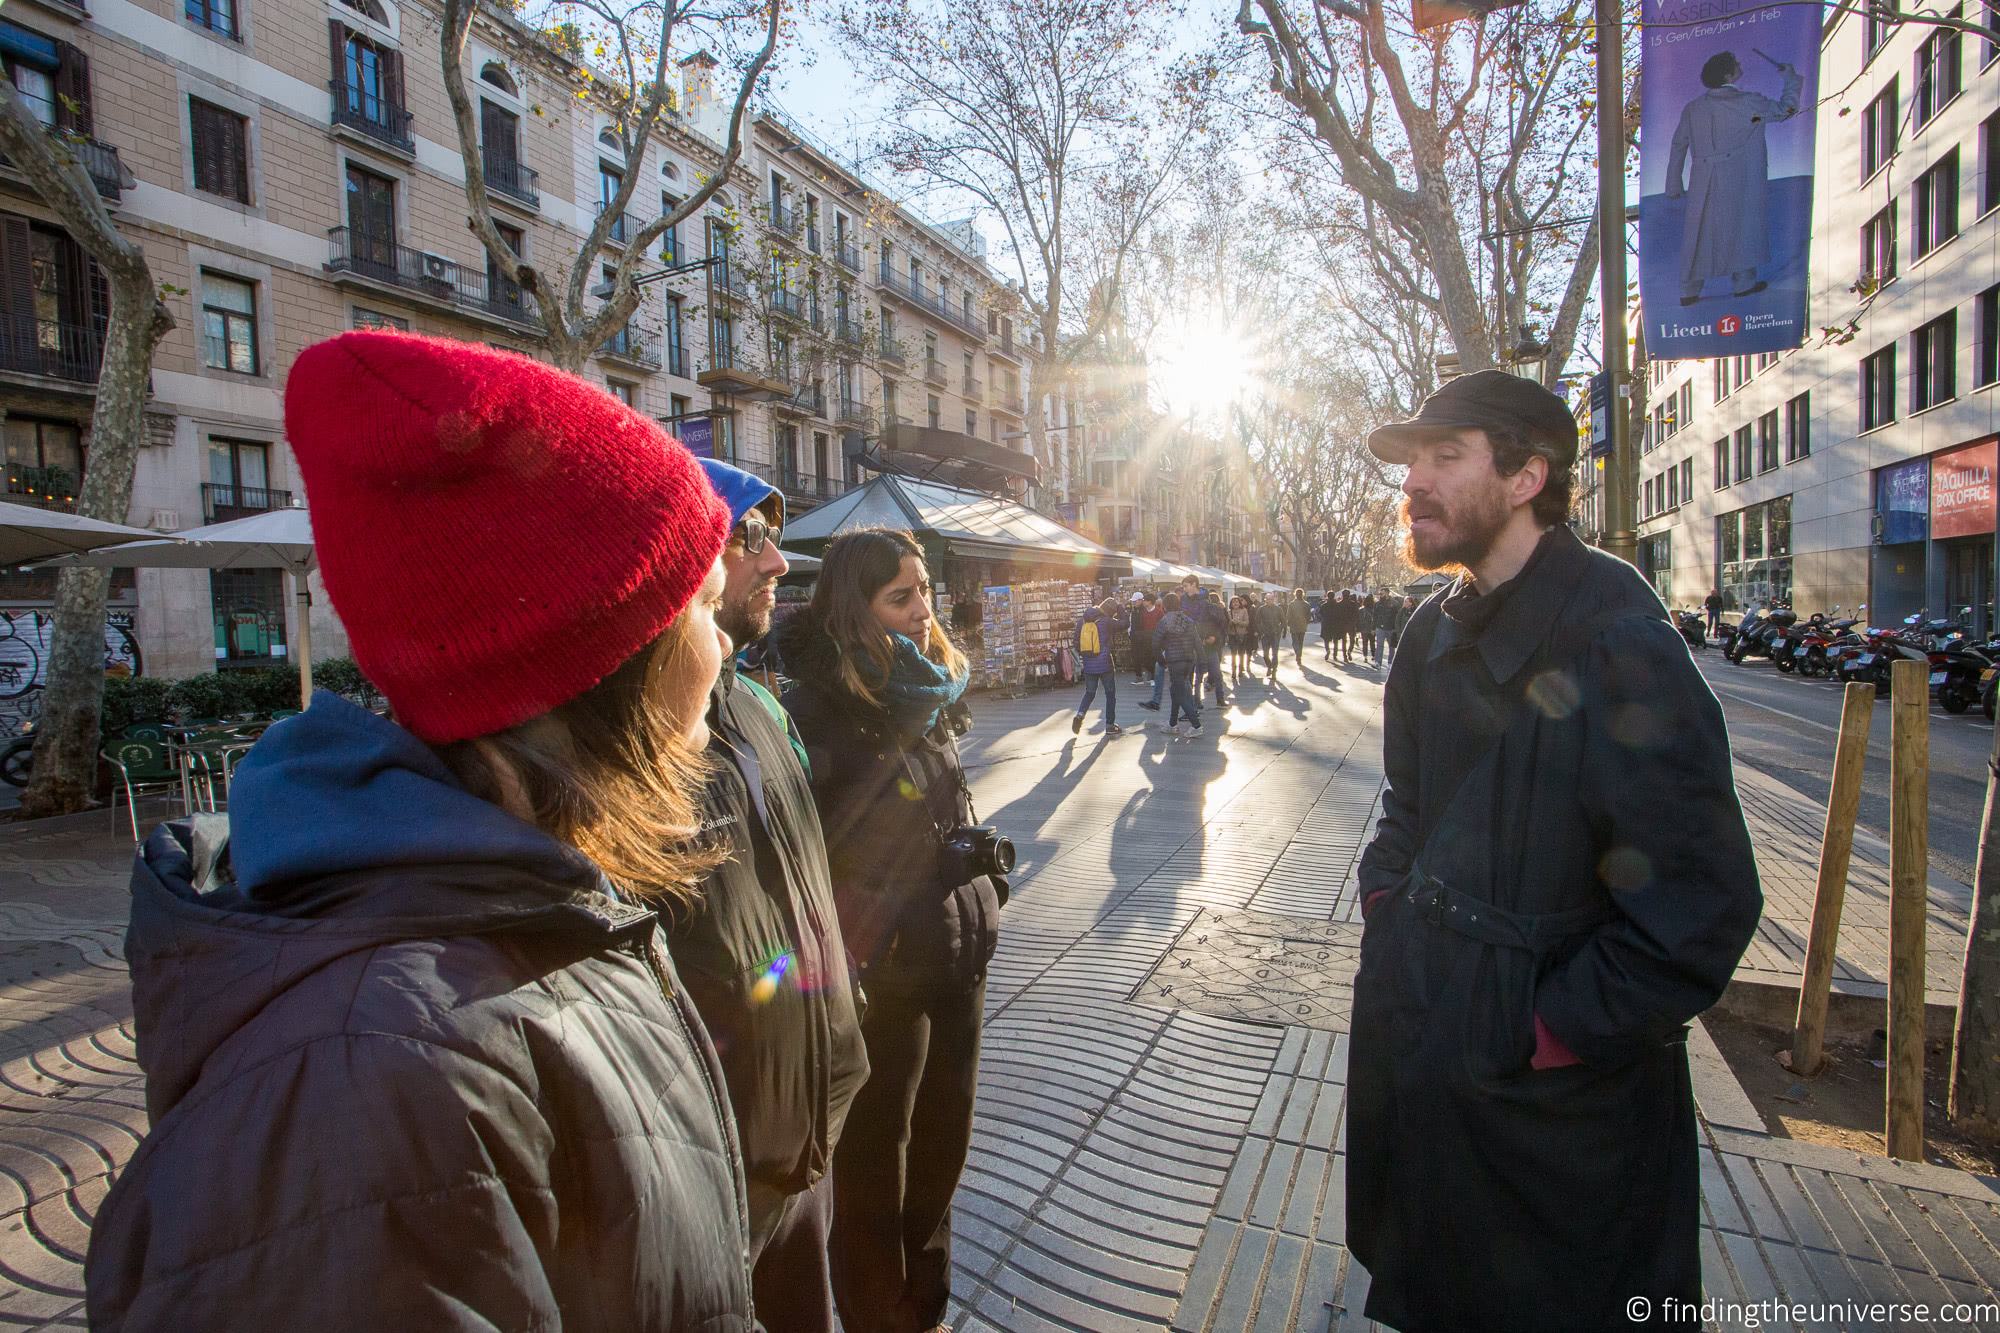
[0,500,167,565]
[45,508,318,707]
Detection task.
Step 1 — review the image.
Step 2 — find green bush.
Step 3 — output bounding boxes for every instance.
[164,672,244,722]
[313,657,379,706]
[101,675,172,733]
[237,666,302,713]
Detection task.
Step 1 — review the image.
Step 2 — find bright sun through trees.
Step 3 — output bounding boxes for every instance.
[1148,316,1262,423]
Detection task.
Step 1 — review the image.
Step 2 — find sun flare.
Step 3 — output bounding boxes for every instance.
[1149,316,1261,422]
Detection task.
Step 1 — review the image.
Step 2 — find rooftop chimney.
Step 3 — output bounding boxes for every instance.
[677,51,726,143]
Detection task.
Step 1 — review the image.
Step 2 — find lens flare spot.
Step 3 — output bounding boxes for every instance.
[897,778,920,801]
[1525,669,1581,719]
[749,954,792,1006]
[1598,846,1653,892]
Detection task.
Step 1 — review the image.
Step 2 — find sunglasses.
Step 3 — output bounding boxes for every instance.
[732,513,779,555]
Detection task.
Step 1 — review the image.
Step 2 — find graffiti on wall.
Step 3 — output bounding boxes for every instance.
[0,609,142,727]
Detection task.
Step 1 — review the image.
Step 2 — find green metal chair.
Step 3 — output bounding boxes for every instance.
[101,740,180,840]
[120,723,167,744]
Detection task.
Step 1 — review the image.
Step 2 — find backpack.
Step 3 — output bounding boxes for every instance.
[1078,619,1101,656]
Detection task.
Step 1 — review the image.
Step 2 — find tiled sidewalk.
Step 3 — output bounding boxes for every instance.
[0,660,1994,1332]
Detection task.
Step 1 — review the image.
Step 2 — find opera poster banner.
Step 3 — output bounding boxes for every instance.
[1932,437,1997,539]
[1640,0,1822,359]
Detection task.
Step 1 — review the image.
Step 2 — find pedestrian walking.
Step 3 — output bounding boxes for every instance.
[1357,593,1378,665]
[676,459,870,1332]
[1330,590,1359,662]
[1349,369,1761,1332]
[1368,593,1393,666]
[1132,589,1163,682]
[1197,589,1230,706]
[1704,587,1724,639]
[1286,588,1311,666]
[1071,598,1126,736]
[86,331,757,1329]
[1258,591,1286,678]
[1154,591,1204,735]
[1391,594,1417,663]
[1317,591,1338,661]
[1227,594,1254,682]
[776,530,1005,1333]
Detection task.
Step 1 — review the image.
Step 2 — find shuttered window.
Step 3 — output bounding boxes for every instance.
[190,98,249,203]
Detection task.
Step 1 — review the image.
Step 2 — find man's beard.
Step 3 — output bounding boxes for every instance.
[1401,484,1511,573]
[718,582,778,647]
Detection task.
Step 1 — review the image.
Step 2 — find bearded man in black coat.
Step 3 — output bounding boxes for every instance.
[1348,371,1762,1332]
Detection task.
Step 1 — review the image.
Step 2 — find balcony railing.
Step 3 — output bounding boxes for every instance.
[874,262,986,340]
[922,358,948,388]
[963,375,982,400]
[835,398,875,431]
[775,470,849,503]
[602,326,662,371]
[326,227,540,328]
[2,126,129,201]
[773,379,826,418]
[877,335,906,367]
[201,482,294,522]
[330,80,414,153]
[834,238,860,272]
[5,463,80,512]
[767,199,803,241]
[483,150,539,208]
[805,223,821,254]
[0,314,105,383]
[772,287,809,321]
[833,317,865,348]
[711,264,751,299]
[598,204,633,244]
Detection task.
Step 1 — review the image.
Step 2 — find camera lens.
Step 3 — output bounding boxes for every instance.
[991,836,1017,875]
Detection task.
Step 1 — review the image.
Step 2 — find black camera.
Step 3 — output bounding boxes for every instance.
[939,824,1016,885]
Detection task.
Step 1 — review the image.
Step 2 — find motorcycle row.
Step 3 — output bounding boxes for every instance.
[1682,604,1998,721]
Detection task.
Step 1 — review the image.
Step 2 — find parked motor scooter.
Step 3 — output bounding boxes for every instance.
[1729,607,1794,664]
[1672,609,1708,651]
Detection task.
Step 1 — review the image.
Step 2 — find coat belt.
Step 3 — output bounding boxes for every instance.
[1406,875,1608,953]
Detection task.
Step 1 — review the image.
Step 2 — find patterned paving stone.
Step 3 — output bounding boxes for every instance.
[0,667,1993,1333]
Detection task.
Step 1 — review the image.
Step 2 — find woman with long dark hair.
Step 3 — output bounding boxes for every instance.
[776,529,1002,1333]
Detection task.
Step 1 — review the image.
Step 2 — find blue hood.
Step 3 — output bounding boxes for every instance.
[699,457,783,527]
[123,690,628,1119]
[227,690,586,893]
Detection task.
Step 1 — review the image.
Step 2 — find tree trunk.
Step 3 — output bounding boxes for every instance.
[20,268,170,817]
[1949,720,2000,1138]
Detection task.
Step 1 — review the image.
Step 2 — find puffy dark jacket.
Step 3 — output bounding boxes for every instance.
[85,693,758,1332]
[1074,608,1124,675]
[1254,602,1284,639]
[1329,597,1361,634]
[1155,609,1201,665]
[775,613,1001,995]
[666,667,868,1246]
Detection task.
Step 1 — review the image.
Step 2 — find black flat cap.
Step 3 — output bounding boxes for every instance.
[1367,370,1578,466]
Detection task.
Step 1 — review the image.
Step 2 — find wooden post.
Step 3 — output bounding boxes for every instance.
[1790,682,1875,1075]
[1886,658,1929,1162]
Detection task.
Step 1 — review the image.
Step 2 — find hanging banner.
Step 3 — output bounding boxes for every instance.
[678,416,714,459]
[1639,0,1822,359]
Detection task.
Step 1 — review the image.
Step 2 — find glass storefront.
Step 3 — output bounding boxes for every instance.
[1717,495,1792,609]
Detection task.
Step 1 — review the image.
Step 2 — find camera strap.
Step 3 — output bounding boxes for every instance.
[894,735,974,847]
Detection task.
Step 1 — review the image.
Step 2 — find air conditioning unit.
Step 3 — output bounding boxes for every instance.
[421,253,457,282]
[150,510,180,531]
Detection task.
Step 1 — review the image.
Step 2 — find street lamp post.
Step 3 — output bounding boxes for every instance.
[1596,0,1637,566]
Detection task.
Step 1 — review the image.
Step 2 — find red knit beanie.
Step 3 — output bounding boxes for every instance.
[282,330,728,744]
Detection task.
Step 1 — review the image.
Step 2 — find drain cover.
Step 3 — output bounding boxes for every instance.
[1131,907,1363,1032]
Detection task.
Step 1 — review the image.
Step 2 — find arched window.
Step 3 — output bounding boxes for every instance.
[341,0,388,22]
[478,62,518,97]
[661,160,680,180]
[598,127,622,152]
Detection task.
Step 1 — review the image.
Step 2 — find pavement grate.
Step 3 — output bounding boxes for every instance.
[1128,909,1363,1033]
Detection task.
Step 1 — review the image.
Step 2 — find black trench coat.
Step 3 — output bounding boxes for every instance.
[1348,526,1761,1332]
